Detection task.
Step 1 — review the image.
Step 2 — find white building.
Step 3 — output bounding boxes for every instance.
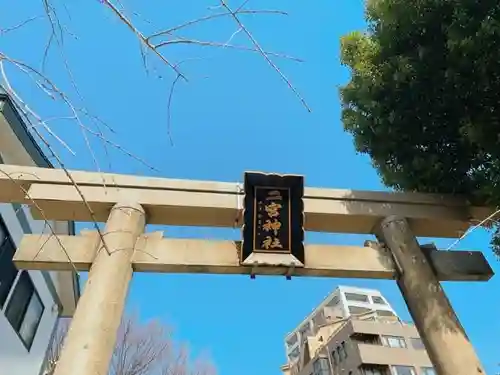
[0,92,80,375]
[284,285,398,363]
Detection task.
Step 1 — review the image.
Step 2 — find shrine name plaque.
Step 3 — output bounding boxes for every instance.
[241,171,305,267]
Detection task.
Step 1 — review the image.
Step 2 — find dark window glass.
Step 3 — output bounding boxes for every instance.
[286,333,298,347]
[361,366,389,375]
[341,342,348,358]
[410,338,425,350]
[289,346,299,360]
[336,342,348,361]
[349,305,372,315]
[420,368,436,375]
[300,323,312,341]
[344,292,369,302]
[382,335,407,348]
[392,366,415,375]
[326,295,339,306]
[313,358,330,375]
[5,271,45,349]
[371,296,386,304]
[331,350,337,366]
[0,218,18,308]
[333,349,339,365]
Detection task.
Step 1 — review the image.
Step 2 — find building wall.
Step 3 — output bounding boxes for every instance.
[0,203,59,375]
[351,320,433,374]
[285,286,398,363]
[296,317,434,375]
[0,93,76,375]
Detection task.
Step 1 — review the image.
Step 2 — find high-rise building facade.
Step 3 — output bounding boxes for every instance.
[0,92,80,375]
[281,286,437,375]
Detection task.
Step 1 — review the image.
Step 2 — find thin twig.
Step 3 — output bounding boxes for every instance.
[154,38,304,62]
[165,58,205,146]
[101,0,187,80]
[167,75,181,146]
[0,167,78,275]
[0,72,112,256]
[219,0,311,112]
[147,9,287,40]
[0,16,43,34]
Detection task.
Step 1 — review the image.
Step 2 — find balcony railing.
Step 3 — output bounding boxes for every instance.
[357,343,432,367]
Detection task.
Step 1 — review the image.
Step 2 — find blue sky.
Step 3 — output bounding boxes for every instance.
[1,0,499,374]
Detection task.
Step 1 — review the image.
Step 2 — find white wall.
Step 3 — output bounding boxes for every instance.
[0,203,59,375]
[338,286,397,318]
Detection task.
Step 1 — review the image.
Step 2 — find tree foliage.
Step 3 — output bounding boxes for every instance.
[339,0,500,253]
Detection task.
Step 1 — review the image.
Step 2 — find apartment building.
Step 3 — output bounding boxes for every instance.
[281,286,437,375]
[0,91,80,375]
[284,286,397,363]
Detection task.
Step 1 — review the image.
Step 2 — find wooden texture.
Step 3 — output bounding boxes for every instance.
[13,232,493,281]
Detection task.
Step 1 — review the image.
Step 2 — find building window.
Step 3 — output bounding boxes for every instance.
[342,342,348,358]
[300,323,312,342]
[336,341,348,360]
[381,335,406,348]
[332,349,340,366]
[331,350,337,366]
[313,358,329,375]
[392,366,415,375]
[420,368,436,375]
[326,295,340,307]
[344,292,369,302]
[287,334,298,347]
[376,310,395,317]
[361,366,388,375]
[289,346,300,360]
[0,218,18,308]
[410,337,425,350]
[312,310,326,329]
[300,323,311,335]
[371,296,386,305]
[352,333,381,345]
[5,271,45,350]
[348,305,372,315]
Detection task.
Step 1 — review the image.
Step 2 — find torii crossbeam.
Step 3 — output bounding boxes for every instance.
[0,164,492,375]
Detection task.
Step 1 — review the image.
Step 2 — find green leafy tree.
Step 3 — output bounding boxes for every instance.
[339,0,500,254]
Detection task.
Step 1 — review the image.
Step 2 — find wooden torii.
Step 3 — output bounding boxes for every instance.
[0,164,493,375]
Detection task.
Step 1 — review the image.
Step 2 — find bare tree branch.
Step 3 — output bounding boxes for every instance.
[0,0,310,282]
[147,9,287,40]
[100,0,186,79]
[219,0,311,112]
[44,314,217,375]
[0,16,43,34]
[154,38,304,62]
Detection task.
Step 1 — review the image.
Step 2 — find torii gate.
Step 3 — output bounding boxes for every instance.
[0,164,493,375]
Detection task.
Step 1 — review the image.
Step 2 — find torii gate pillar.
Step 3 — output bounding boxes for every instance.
[53,202,146,375]
[376,216,485,375]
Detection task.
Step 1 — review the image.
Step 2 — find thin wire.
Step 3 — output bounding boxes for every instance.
[234,182,243,228]
[446,207,500,250]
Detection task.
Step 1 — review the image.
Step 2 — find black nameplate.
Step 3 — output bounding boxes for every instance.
[241,172,304,264]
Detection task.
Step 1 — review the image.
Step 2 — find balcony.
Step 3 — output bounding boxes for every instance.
[357,343,432,367]
[351,318,417,337]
